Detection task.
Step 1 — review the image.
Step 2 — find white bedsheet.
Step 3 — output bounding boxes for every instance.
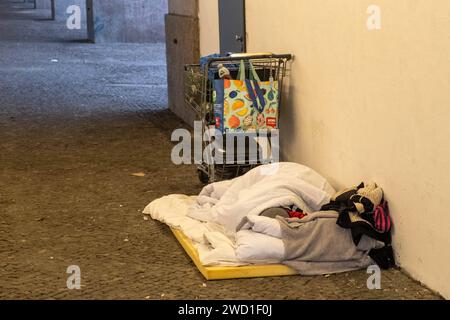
[143,194,285,266]
[143,163,336,267]
[188,163,335,233]
[143,194,245,266]
[235,230,285,263]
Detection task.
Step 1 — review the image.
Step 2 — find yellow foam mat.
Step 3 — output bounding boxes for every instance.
[171,227,298,280]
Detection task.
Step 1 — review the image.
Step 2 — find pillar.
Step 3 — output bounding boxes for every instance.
[35,0,51,9]
[165,0,200,125]
[51,0,87,23]
[86,0,168,43]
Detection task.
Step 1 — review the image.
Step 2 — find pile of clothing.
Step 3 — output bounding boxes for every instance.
[321,182,395,269]
[144,163,395,275]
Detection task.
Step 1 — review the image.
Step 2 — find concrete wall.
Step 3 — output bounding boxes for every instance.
[166,0,199,125]
[169,0,198,17]
[26,0,36,8]
[87,0,168,43]
[35,0,52,9]
[199,0,450,299]
[51,0,87,23]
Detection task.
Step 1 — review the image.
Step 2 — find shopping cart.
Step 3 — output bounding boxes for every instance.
[185,53,292,183]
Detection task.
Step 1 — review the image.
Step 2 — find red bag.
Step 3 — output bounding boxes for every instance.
[373,201,391,233]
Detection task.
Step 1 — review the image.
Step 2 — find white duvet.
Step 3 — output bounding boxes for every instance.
[143,163,336,267]
[189,163,335,233]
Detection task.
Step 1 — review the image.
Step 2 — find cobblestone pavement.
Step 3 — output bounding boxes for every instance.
[0,0,443,300]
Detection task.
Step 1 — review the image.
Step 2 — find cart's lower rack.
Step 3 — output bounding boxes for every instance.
[170,227,298,281]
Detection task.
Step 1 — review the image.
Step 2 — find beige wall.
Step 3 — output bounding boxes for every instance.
[199,0,450,298]
[198,0,220,55]
[169,0,198,17]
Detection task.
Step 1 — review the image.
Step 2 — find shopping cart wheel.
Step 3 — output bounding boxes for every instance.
[197,169,210,184]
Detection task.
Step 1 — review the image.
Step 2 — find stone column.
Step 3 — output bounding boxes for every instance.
[165,0,200,126]
[51,0,87,22]
[86,0,168,43]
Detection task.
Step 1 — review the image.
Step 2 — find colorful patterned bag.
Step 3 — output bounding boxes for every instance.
[213,60,279,133]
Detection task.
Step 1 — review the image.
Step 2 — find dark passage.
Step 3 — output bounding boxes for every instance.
[0,0,440,299]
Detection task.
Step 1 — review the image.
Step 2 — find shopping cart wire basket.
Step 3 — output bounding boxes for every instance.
[185,53,292,183]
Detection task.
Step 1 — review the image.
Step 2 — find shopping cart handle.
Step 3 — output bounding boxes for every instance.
[205,53,293,69]
[230,52,274,58]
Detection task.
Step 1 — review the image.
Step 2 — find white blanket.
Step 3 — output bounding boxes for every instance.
[143,193,286,266]
[143,163,337,267]
[188,163,336,233]
[143,194,244,266]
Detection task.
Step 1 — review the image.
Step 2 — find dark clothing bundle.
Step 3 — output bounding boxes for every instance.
[321,182,396,269]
